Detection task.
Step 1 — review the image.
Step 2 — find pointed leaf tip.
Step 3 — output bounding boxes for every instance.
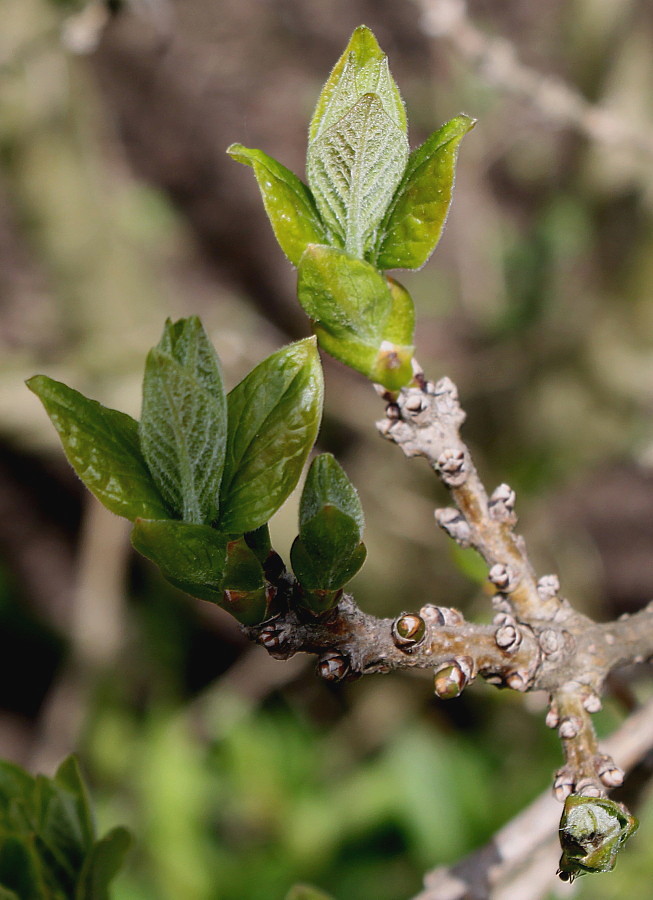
[374,114,475,270]
[227,144,327,264]
[26,374,170,522]
[218,338,323,534]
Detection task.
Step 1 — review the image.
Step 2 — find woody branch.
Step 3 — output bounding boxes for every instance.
[250,369,653,799]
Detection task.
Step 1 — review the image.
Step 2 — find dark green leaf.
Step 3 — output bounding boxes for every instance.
[53,758,94,851]
[307,93,408,258]
[297,245,414,389]
[218,338,323,533]
[76,826,131,900]
[291,454,366,610]
[139,317,227,525]
[374,115,475,270]
[0,836,46,900]
[131,519,228,604]
[243,524,273,565]
[299,453,364,533]
[291,533,366,592]
[26,376,170,522]
[227,144,328,264]
[221,538,269,625]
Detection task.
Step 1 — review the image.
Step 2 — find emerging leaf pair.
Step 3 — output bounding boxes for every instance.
[229,25,474,389]
[28,318,365,623]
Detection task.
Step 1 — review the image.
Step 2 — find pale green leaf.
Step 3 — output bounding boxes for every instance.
[307,93,408,258]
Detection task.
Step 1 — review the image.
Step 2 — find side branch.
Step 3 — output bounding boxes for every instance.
[376,375,560,622]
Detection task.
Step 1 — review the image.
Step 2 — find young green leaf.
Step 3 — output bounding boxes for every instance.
[291,454,366,613]
[558,796,638,882]
[26,375,171,522]
[220,537,269,625]
[374,115,476,270]
[299,452,364,533]
[218,337,323,534]
[227,144,329,264]
[309,25,406,142]
[0,837,46,900]
[297,244,414,389]
[131,519,228,605]
[140,317,227,525]
[307,92,409,258]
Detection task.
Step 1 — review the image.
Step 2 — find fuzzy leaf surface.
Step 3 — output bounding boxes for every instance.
[26,376,170,522]
[309,25,406,142]
[131,519,228,604]
[227,144,329,263]
[140,317,227,525]
[374,115,475,269]
[218,338,323,534]
[307,93,408,258]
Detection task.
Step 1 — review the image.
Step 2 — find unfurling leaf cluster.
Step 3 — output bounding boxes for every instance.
[28,317,365,625]
[557,796,638,882]
[0,755,130,899]
[228,25,474,389]
[29,318,327,625]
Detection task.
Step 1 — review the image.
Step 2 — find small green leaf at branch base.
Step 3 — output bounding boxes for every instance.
[218,338,323,534]
[221,537,269,625]
[227,144,328,264]
[26,375,170,522]
[131,519,228,604]
[558,796,638,882]
[374,115,476,270]
[297,244,414,389]
[291,453,366,614]
[139,317,227,525]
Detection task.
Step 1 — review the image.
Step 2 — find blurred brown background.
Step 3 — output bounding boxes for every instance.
[1,1,653,898]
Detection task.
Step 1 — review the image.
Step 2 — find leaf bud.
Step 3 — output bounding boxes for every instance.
[317,653,350,682]
[595,755,624,788]
[433,656,474,699]
[434,507,471,546]
[420,604,464,626]
[489,483,516,522]
[436,448,467,487]
[391,613,426,651]
[558,716,582,740]
[537,573,560,599]
[553,767,575,803]
[494,613,522,653]
[488,563,518,593]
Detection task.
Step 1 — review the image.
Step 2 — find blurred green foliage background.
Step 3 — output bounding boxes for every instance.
[1,0,653,897]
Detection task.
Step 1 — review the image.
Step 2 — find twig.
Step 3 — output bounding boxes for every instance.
[412,694,653,900]
[416,0,653,157]
[251,373,653,809]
